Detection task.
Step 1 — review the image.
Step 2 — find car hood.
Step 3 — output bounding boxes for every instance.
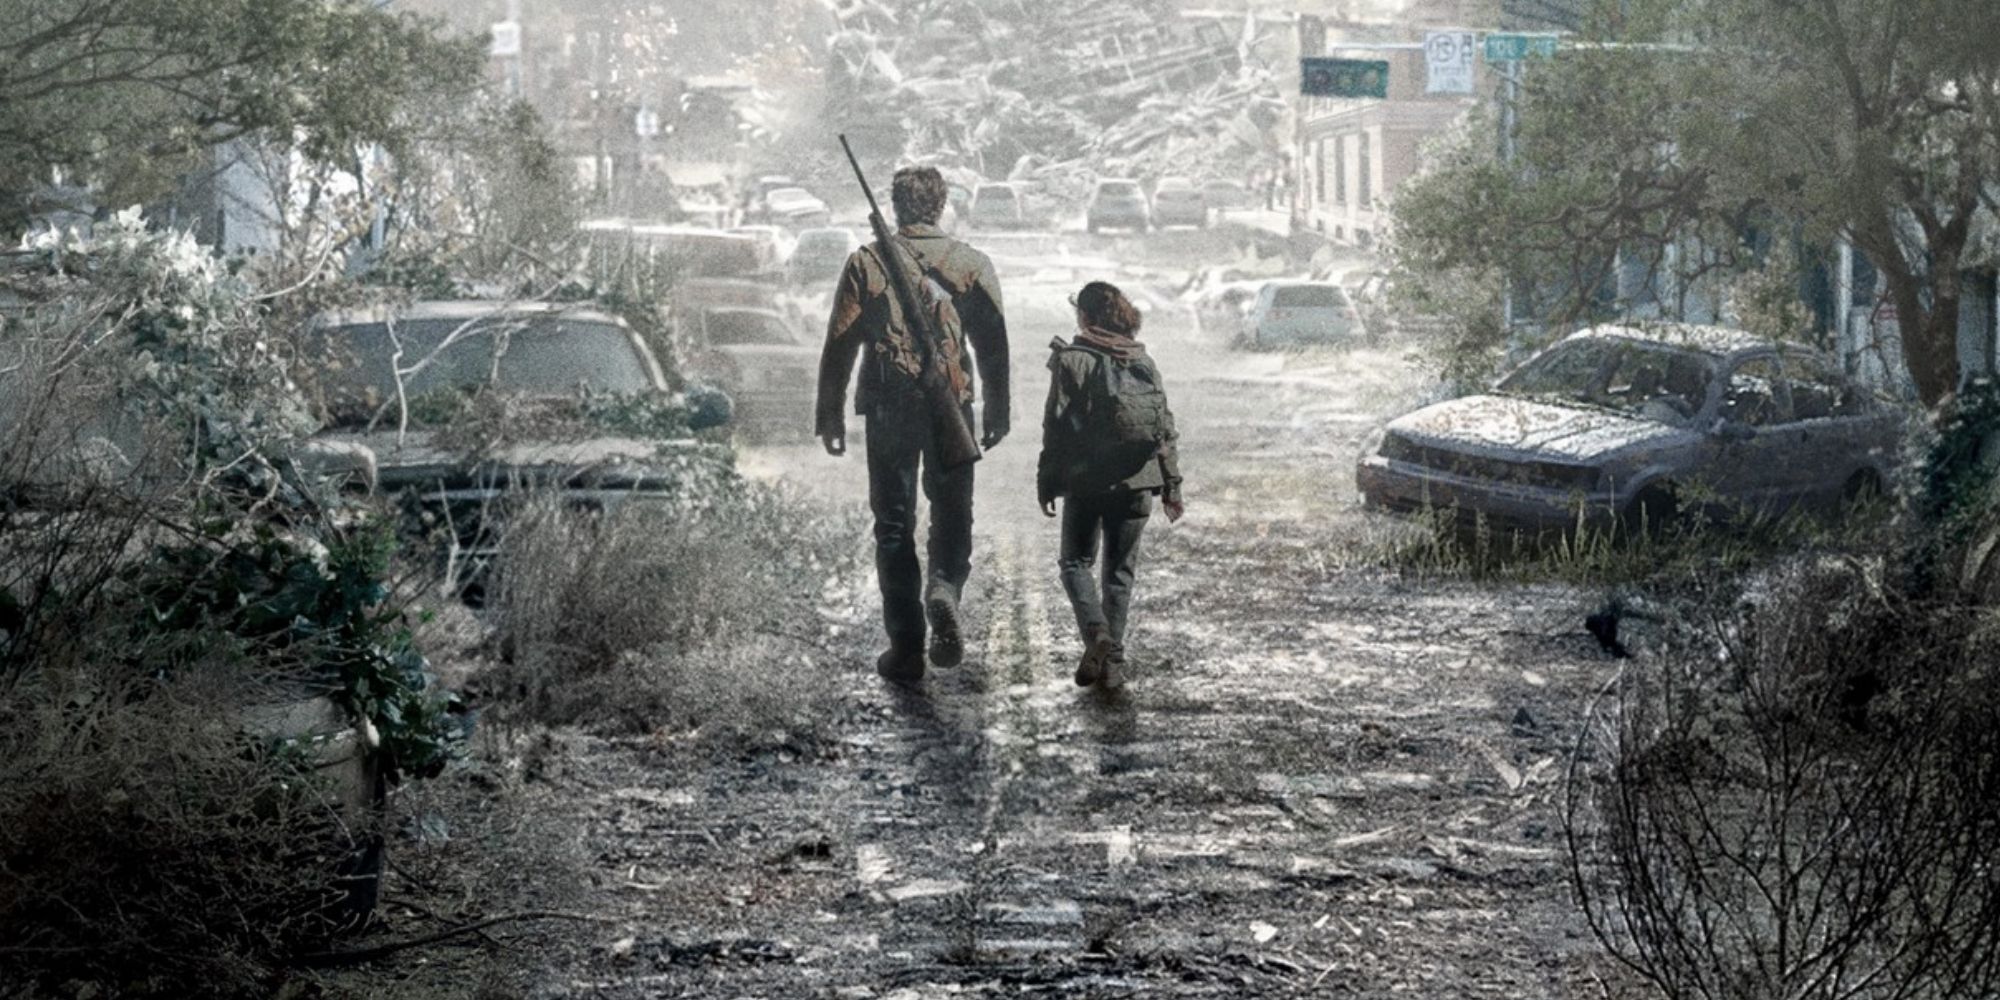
[1386,394,1691,463]
[315,430,713,491]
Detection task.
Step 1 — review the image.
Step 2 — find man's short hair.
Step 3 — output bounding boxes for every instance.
[1072,280,1143,336]
[891,166,948,227]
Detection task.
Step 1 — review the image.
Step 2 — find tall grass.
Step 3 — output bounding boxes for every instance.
[483,481,865,745]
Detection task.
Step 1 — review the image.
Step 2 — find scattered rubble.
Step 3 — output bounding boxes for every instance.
[822,0,1291,211]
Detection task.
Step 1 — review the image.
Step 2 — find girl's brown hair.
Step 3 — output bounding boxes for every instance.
[1073,280,1142,336]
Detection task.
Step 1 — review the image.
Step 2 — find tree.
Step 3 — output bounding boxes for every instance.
[1392,0,2000,408]
[1686,0,2000,408]
[367,96,582,289]
[0,0,485,231]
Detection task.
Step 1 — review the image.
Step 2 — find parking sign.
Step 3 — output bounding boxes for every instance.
[1425,31,1476,94]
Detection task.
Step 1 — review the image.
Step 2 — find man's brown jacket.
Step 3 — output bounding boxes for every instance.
[815,224,1009,439]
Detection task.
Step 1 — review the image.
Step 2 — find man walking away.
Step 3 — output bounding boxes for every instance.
[1038,281,1183,690]
[817,166,1011,685]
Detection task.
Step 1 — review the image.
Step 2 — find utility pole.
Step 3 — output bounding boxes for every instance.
[505,0,523,98]
[1499,57,1520,330]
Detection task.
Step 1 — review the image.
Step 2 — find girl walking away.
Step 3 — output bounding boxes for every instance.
[1038,281,1184,690]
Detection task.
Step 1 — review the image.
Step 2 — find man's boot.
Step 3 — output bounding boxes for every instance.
[1099,644,1128,691]
[927,592,964,668]
[1075,625,1113,687]
[877,646,925,686]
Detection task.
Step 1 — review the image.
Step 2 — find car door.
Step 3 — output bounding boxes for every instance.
[1701,353,1797,520]
[1781,348,1891,509]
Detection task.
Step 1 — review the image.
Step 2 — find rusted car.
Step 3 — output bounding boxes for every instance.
[307,301,731,601]
[1357,323,1904,537]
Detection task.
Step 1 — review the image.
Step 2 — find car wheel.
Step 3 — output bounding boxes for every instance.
[1619,484,1682,541]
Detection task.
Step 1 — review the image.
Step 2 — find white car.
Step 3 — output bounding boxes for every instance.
[1243,280,1366,348]
[1151,178,1208,229]
[967,183,1026,229]
[762,187,831,230]
[1086,178,1151,233]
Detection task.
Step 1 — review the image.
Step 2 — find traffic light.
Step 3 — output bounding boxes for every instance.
[1301,57,1389,98]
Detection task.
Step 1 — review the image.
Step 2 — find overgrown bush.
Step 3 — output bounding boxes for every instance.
[1908,376,2000,600]
[1567,560,2000,1000]
[0,663,369,995]
[0,215,461,996]
[484,473,862,744]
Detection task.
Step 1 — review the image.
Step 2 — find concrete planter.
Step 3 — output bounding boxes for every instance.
[242,691,386,931]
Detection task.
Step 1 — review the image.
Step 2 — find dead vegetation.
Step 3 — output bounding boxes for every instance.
[1567,559,2000,1000]
[481,481,865,746]
[0,664,371,996]
[0,215,462,998]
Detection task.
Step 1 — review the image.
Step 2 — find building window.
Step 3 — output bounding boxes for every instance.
[1850,251,1878,307]
[1359,132,1373,209]
[1314,141,1326,204]
[1334,136,1346,206]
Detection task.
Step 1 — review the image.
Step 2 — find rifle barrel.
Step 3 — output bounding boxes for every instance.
[839,134,886,223]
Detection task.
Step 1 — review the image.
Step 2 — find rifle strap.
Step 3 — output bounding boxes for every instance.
[867,236,963,295]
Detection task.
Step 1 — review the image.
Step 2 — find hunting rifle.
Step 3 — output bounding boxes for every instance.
[839,134,982,469]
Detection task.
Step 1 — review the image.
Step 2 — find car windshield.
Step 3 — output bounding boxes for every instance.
[1157,189,1199,201]
[1271,285,1344,309]
[706,311,794,347]
[316,316,655,427]
[1498,338,1715,425]
[978,188,1015,202]
[1100,181,1140,196]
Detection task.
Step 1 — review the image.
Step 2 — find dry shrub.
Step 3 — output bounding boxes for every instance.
[0,663,373,997]
[1,217,461,997]
[1568,560,2000,1000]
[485,482,858,742]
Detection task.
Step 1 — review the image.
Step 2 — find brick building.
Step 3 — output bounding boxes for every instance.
[1292,0,1498,246]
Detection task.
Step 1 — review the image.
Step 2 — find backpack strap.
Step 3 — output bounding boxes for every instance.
[1052,340,1114,427]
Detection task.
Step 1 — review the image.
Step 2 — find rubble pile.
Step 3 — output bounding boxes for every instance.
[822,0,1288,203]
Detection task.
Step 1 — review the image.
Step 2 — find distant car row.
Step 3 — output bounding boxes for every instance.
[716,171,1254,237]
[580,218,862,287]
[1088,176,1249,233]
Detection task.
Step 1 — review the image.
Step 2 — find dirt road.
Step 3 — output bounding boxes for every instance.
[348,235,1617,999]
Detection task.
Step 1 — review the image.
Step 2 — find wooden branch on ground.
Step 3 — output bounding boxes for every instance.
[290,911,611,967]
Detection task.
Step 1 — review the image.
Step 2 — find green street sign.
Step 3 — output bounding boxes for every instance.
[1483,33,1559,61]
[1301,57,1389,99]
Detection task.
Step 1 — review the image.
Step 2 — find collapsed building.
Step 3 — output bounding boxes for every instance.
[821,0,1293,211]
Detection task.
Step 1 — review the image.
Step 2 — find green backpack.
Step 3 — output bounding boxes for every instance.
[1075,346,1172,483]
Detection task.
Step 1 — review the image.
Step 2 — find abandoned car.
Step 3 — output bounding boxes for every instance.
[1357,323,1904,537]
[307,300,729,601]
[672,279,819,437]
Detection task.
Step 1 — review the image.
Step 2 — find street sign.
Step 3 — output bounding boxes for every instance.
[1301,57,1389,99]
[1483,33,1560,62]
[1425,31,1477,94]
[490,21,521,58]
